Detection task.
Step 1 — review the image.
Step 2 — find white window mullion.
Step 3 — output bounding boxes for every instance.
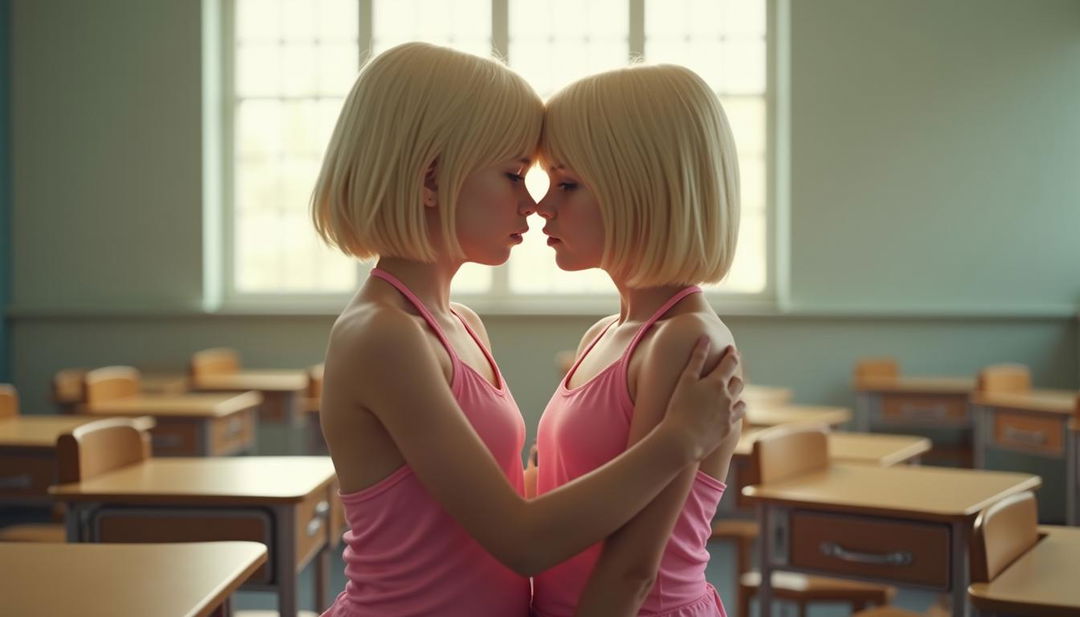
[629,0,644,60]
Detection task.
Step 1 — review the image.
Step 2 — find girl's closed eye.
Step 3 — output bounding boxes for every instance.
[506,173,525,183]
[558,182,578,191]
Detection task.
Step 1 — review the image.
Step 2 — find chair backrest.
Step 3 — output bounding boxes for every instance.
[977,364,1032,394]
[83,366,141,408]
[56,417,154,484]
[970,490,1039,583]
[52,368,88,411]
[190,347,240,381]
[751,425,830,485]
[0,384,19,419]
[854,357,899,388]
[307,363,324,399]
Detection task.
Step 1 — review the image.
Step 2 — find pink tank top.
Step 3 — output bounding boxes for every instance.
[322,268,530,617]
[533,286,728,617]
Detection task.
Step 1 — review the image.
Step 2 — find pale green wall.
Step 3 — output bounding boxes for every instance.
[789,0,1080,312]
[8,0,1079,449]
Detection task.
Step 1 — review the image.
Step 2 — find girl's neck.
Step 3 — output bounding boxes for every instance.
[611,276,700,326]
[372,256,462,314]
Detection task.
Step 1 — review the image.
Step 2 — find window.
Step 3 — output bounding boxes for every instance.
[224,0,773,310]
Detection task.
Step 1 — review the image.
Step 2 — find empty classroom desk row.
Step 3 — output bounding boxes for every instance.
[853,358,1080,524]
[0,415,346,617]
[740,425,1080,617]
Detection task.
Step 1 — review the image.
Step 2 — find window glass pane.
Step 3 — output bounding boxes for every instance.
[508,0,627,97]
[372,0,491,56]
[233,1,359,294]
[231,0,769,300]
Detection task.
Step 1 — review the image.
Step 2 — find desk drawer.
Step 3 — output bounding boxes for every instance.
[93,508,274,584]
[211,409,256,455]
[150,422,200,456]
[993,412,1063,456]
[296,488,332,567]
[880,395,969,426]
[0,454,54,497]
[789,511,951,589]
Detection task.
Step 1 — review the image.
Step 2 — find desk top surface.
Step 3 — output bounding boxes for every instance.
[0,541,267,617]
[856,376,976,395]
[735,430,931,466]
[50,456,336,504]
[0,415,97,448]
[971,389,1080,416]
[83,391,262,418]
[968,526,1080,617]
[192,370,308,392]
[745,405,852,428]
[743,463,1040,521]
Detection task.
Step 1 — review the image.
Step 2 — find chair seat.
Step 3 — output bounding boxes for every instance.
[0,523,66,543]
[741,570,896,602]
[709,519,759,541]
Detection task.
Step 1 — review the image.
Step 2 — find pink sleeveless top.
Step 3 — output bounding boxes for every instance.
[322,269,530,617]
[533,286,728,617]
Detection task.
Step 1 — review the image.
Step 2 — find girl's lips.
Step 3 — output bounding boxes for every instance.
[510,233,523,244]
[546,237,561,246]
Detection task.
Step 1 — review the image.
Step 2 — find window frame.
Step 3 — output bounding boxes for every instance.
[212,0,787,315]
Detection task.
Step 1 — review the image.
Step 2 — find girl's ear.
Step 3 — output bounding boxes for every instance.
[422,159,439,208]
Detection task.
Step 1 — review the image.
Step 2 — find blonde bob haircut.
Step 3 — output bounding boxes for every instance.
[312,42,543,262]
[540,64,740,287]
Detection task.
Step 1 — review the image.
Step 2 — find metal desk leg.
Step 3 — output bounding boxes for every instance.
[757,505,774,617]
[950,520,971,617]
[275,505,299,617]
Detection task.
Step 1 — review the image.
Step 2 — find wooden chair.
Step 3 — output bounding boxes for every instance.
[82,366,141,409]
[0,384,67,542]
[0,412,153,543]
[189,347,240,381]
[853,491,1040,617]
[854,357,900,388]
[976,364,1032,394]
[0,383,17,419]
[56,416,154,484]
[305,363,325,453]
[52,368,88,413]
[737,427,896,617]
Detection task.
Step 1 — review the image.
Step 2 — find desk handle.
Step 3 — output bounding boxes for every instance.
[820,542,913,567]
[898,405,948,420]
[0,474,32,489]
[1002,426,1047,446]
[306,500,330,537]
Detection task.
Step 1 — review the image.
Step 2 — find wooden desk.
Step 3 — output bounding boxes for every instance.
[0,541,267,617]
[82,392,260,457]
[140,372,190,395]
[0,415,102,504]
[51,456,339,617]
[971,389,1079,525]
[743,464,1040,617]
[723,430,930,513]
[746,405,852,429]
[967,525,1080,617]
[855,376,977,467]
[192,370,308,427]
[742,384,793,407]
